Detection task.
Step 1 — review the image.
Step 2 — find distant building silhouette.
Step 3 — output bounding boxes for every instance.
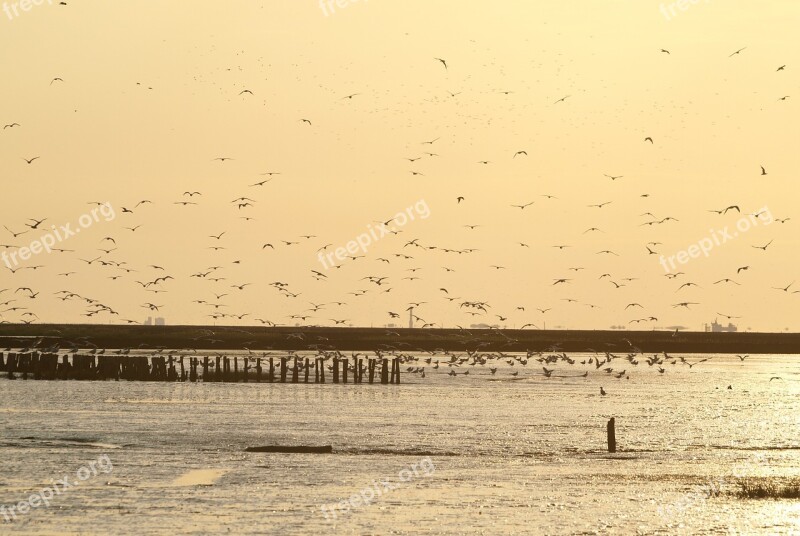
[154,317,166,326]
[144,316,152,326]
[705,318,737,332]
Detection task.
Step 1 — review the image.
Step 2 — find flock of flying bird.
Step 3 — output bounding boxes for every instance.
[0,47,795,341]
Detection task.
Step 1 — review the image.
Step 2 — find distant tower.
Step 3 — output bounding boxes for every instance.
[408,307,414,329]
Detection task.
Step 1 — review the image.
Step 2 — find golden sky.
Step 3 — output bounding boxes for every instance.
[0,1,798,330]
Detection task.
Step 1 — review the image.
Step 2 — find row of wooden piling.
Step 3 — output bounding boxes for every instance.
[0,352,402,384]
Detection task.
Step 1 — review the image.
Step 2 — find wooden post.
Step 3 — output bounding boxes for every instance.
[280,357,287,383]
[381,358,388,384]
[342,358,347,384]
[269,358,274,383]
[395,358,400,384]
[369,359,375,384]
[607,418,616,453]
[314,358,319,383]
[292,356,299,383]
[203,356,209,381]
[256,358,262,383]
[320,358,325,383]
[304,358,310,383]
[332,357,339,384]
[6,353,16,380]
[243,358,249,383]
[215,356,222,382]
[233,357,239,383]
[358,359,363,383]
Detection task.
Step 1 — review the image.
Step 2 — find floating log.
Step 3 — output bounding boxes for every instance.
[244,445,333,454]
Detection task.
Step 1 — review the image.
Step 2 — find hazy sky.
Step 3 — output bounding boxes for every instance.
[0,1,798,330]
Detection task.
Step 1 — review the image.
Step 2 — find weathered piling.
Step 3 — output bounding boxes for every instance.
[607,418,616,453]
[0,351,407,386]
[6,352,17,379]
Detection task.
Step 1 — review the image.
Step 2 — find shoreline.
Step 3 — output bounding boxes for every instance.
[0,324,798,354]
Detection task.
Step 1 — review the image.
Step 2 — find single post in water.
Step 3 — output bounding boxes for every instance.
[607,418,616,453]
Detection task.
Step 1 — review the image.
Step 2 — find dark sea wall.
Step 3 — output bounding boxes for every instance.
[0,324,798,354]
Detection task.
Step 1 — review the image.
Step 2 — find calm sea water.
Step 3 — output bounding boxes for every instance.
[1,353,799,535]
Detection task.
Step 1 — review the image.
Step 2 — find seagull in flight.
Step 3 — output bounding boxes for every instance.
[729,47,747,57]
[434,57,447,70]
[772,281,794,292]
[752,240,774,251]
[23,156,40,164]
